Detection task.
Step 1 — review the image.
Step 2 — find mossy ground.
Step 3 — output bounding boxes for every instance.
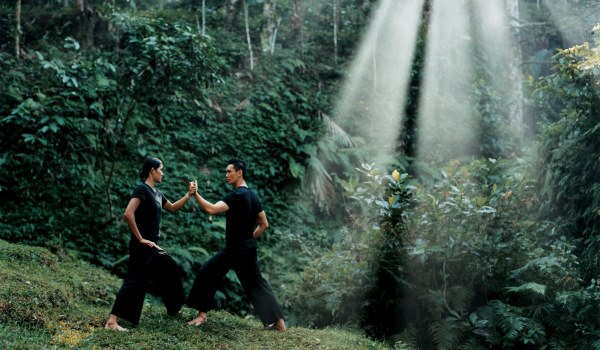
[0,240,406,349]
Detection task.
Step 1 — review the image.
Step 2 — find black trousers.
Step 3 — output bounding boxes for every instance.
[186,239,284,325]
[111,246,185,325]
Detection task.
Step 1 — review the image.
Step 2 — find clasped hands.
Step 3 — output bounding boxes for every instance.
[188,179,198,198]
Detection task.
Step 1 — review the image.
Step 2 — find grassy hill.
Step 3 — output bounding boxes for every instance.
[0,240,405,350]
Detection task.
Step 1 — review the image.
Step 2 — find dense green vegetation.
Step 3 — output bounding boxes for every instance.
[1,0,599,348]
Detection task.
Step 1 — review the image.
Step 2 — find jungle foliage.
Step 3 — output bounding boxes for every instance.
[290,22,600,350]
[0,0,366,322]
[0,0,599,348]
[533,29,600,280]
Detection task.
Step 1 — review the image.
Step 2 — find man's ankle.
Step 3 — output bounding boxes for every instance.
[276,319,286,331]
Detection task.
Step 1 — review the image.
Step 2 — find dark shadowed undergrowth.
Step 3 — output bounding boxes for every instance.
[0,240,404,350]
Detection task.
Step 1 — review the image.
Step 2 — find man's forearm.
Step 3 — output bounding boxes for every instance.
[194,192,213,213]
[253,225,267,239]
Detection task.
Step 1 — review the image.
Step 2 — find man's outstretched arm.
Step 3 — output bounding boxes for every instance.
[193,192,229,215]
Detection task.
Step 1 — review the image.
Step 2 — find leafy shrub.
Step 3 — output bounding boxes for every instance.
[286,229,376,327]
[0,13,223,267]
[290,157,600,348]
[387,159,582,348]
[533,27,600,278]
[289,164,415,330]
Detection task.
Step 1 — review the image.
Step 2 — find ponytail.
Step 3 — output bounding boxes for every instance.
[139,157,162,180]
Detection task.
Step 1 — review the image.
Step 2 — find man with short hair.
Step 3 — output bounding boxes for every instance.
[186,159,286,331]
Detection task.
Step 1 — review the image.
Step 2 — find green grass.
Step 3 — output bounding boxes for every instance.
[0,240,405,349]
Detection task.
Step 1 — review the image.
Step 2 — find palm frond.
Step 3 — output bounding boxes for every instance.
[321,111,355,148]
[305,156,335,214]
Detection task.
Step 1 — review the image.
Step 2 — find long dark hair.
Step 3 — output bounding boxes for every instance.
[139,157,162,180]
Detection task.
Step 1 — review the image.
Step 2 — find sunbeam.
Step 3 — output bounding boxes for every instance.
[333,0,425,159]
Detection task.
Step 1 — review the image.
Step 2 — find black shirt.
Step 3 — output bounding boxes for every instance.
[222,186,263,250]
[131,183,168,243]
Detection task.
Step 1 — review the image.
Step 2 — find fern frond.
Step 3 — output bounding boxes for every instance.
[325,291,343,316]
[447,285,475,314]
[457,337,487,350]
[546,337,569,350]
[429,318,467,349]
[505,282,547,296]
[510,257,562,279]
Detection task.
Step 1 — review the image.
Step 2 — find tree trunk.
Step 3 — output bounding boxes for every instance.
[225,0,241,28]
[107,0,114,32]
[15,0,21,59]
[290,0,304,55]
[243,0,254,70]
[86,8,98,49]
[260,0,278,53]
[507,0,524,134]
[333,0,339,63]
[271,18,281,53]
[76,0,96,49]
[196,0,206,35]
[202,0,206,35]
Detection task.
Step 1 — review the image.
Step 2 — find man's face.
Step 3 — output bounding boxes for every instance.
[225,164,241,185]
[151,163,164,183]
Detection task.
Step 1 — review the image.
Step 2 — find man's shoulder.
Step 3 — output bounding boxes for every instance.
[223,186,258,201]
[230,186,255,194]
[241,186,260,199]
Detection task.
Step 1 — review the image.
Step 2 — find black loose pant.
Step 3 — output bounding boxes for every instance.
[186,239,284,325]
[111,246,185,325]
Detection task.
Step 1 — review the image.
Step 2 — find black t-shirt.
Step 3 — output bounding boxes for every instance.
[222,186,263,250]
[131,183,168,243]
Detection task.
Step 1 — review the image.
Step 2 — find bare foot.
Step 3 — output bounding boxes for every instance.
[104,322,128,331]
[265,318,286,332]
[187,312,207,326]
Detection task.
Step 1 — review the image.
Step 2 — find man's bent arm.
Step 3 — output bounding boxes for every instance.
[253,211,269,240]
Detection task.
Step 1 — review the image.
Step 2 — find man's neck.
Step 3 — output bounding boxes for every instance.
[234,180,247,188]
